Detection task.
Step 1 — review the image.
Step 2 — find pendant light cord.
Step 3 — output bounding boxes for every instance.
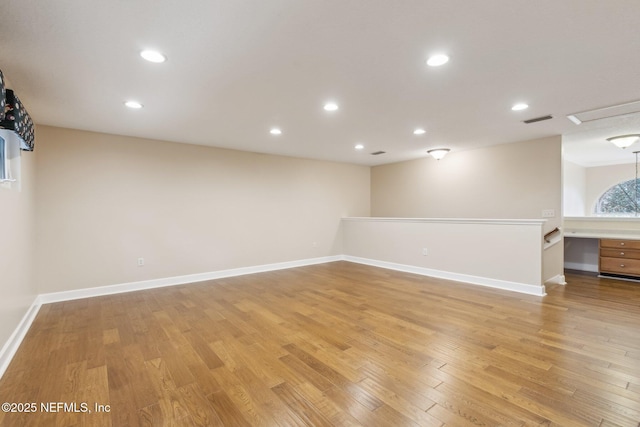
[633,151,640,216]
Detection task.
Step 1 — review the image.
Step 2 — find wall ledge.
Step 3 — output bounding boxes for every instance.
[565,216,640,222]
[342,217,546,226]
[565,229,640,239]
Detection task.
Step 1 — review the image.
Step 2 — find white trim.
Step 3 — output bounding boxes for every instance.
[38,256,342,304]
[342,217,546,226]
[545,274,567,286]
[565,216,640,222]
[0,297,42,380]
[564,230,640,239]
[563,261,598,273]
[343,255,546,296]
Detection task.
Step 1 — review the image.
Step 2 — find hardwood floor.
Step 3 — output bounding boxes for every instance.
[1,262,639,426]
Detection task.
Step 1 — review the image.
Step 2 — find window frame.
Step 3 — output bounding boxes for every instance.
[594,177,640,217]
[0,131,21,189]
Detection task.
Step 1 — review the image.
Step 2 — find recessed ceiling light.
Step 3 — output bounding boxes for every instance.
[355,144,364,150]
[324,102,339,112]
[270,128,282,135]
[413,128,426,135]
[426,54,449,67]
[140,50,166,63]
[512,103,529,111]
[124,100,143,109]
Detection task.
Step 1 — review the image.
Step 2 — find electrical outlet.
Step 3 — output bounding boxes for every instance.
[137,257,144,266]
[542,209,555,218]
[422,248,428,256]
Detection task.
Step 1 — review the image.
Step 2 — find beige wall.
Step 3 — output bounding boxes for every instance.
[342,218,545,295]
[0,145,37,349]
[34,126,370,293]
[372,136,562,219]
[4,127,564,345]
[371,136,563,282]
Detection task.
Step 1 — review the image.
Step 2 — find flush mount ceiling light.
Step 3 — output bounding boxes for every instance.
[413,128,426,135]
[511,103,529,111]
[427,148,450,160]
[124,100,143,109]
[426,54,449,67]
[140,50,166,63]
[606,134,640,149]
[354,144,364,150]
[269,128,282,135]
[323,102,339,112]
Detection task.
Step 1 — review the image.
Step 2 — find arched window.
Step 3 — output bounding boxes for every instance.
[595,178,640,216]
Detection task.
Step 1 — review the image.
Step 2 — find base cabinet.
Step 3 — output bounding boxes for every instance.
[599,239,640,278]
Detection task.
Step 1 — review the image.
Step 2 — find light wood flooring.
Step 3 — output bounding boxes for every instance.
[1,262,639,426]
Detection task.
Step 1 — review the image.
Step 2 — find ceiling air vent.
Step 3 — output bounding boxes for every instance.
[523,115,553,124]
[370,151,386,155]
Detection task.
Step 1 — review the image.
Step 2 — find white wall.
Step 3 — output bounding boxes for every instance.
[562,162,640,273]
[34,126,370,293]
[562,162,638,216]
[0,146,37,355]
[563,160,586,216]
[586,163,636,214]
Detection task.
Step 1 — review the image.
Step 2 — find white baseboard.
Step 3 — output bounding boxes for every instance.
[545,274,567,286]
[0,256,342,381]
[343,255,547,296]
[564,261,598,273]
[0,297,42,380]
[38,255,343,304]
[1,253,547,381]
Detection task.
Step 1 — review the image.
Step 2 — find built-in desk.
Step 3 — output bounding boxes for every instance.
[564,217,640,280]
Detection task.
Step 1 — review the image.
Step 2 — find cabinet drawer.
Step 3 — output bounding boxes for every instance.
[600,248,640,260]
[600,257,640,276]
[600,239,640,250]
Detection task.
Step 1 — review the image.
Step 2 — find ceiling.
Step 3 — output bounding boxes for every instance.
[1,0,640,166]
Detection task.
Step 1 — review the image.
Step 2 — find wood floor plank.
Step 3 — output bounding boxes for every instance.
[1,263,640,426]
[208,366,276,426]
[176,383,224,427]
[271,381,335,427]
[356,376,443,426]
[292,381,364,427]
[206,389,252,427]
[231,366,305,426]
